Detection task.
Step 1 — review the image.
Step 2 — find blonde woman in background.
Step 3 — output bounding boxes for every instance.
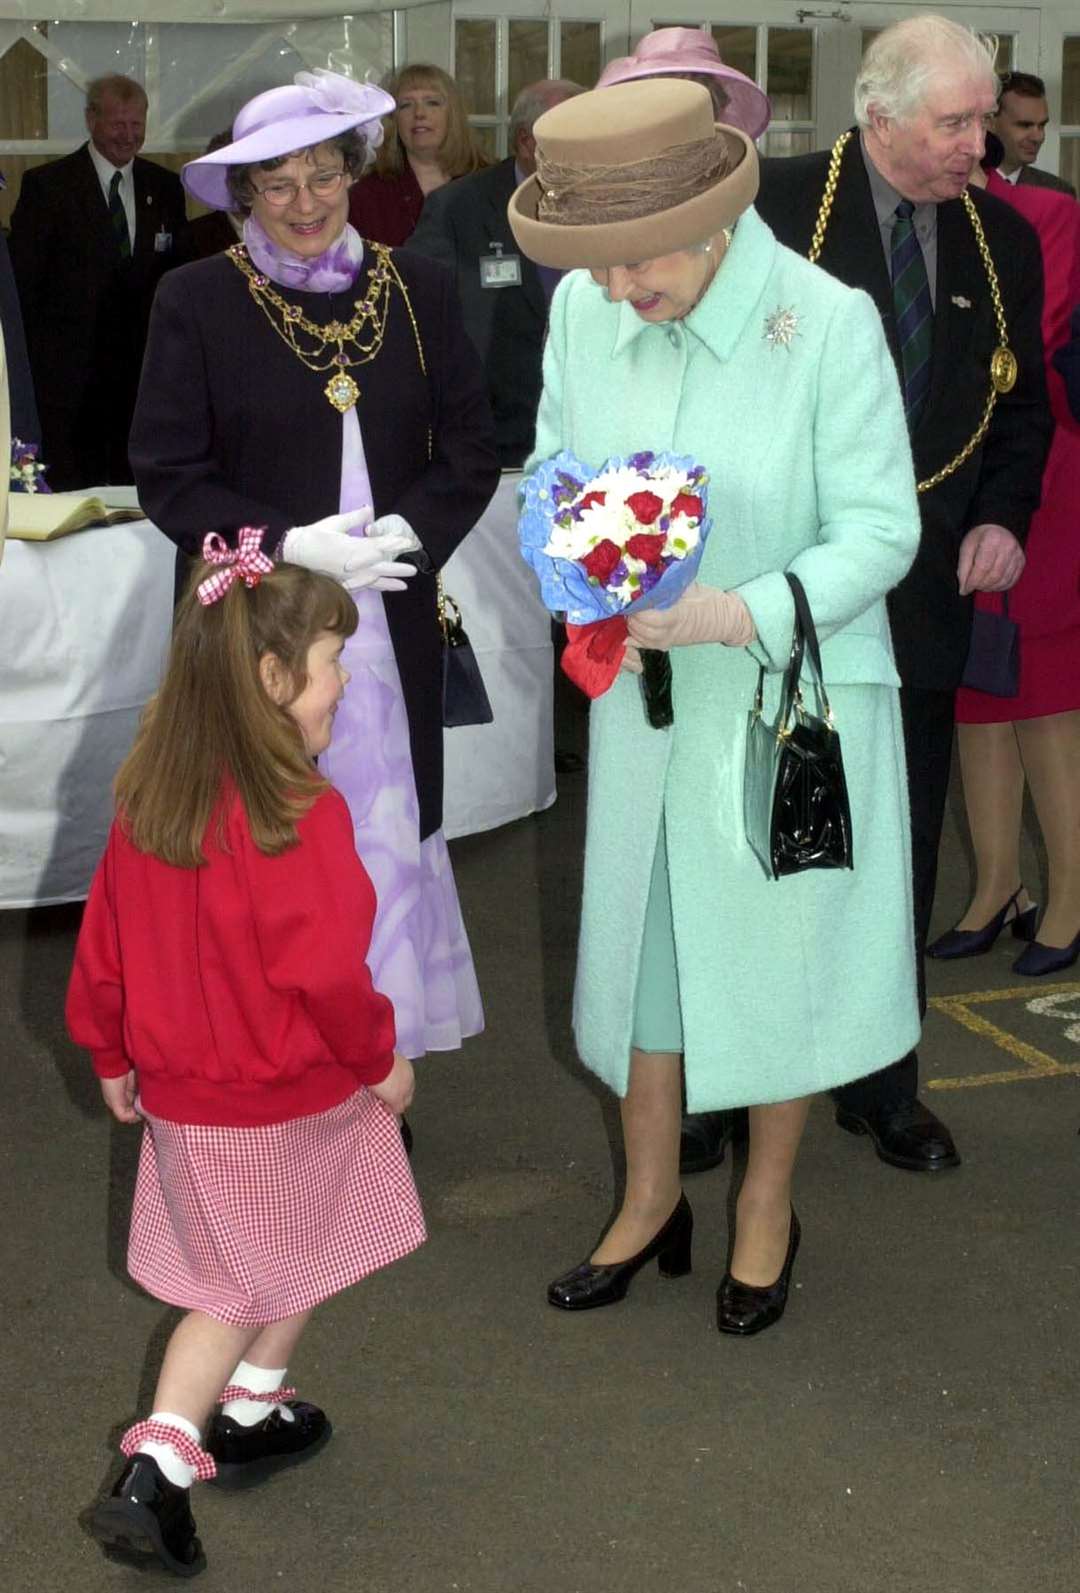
[349,65,487,246]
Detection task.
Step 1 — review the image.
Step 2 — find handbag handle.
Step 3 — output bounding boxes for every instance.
[784,572,835,727]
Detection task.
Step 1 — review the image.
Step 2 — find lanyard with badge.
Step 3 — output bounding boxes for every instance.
[479,240,522,289]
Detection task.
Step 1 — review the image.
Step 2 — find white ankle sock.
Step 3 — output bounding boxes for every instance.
[136,1411,202,1489]
[220,1359,296,1427]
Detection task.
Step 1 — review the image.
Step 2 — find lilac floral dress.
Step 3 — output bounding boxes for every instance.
[247,217,484,1060]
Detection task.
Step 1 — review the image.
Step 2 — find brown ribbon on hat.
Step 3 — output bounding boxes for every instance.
[536,135,734,228]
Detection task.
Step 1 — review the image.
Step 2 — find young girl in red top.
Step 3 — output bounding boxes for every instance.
[66,534,425,1579]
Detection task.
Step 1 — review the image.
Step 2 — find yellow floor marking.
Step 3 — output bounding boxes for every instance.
[927,981,1080,1089]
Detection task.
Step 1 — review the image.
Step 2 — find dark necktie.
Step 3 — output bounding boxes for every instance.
[109,169,131,260]
[890,199,932,426]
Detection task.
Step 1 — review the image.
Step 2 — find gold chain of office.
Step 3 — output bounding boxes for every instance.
[226,240,427,414]
[808,130,1018,495]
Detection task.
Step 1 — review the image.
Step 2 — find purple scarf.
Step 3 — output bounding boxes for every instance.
[243,214,365,293]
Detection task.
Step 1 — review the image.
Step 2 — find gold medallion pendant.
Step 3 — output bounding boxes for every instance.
[990,346,1018,394]
[325,371,359,413]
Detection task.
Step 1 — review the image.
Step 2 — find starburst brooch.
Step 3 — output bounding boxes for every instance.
[763,306,801,349]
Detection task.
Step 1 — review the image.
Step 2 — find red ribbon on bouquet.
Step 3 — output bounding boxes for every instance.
[561,615,630,698]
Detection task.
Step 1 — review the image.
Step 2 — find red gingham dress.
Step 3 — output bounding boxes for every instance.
[128,1090,425,1325]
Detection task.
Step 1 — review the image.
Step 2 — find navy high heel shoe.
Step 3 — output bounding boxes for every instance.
[547,1194,693,1310]
[926,887,1038,960]
[716,1209,801,1337]
[1013,926,1080,977]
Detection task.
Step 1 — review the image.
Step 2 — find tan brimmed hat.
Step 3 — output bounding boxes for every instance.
[507,79,759,269]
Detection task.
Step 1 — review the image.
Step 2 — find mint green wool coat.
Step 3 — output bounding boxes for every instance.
[531,208,922,1109]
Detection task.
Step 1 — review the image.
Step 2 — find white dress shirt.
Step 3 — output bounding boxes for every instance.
[88,141,136,245]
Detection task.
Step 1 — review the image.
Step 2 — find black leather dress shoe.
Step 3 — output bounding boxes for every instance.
[679,1111,734,1176]
[835,1098,961,1172]
[717,1209,801,1337]
[206,1402,332,1490]
[91,1454,206,1577]
[547,1193,693,1310]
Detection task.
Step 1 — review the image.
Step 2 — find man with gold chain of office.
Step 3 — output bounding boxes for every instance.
[742,17,1051,1174]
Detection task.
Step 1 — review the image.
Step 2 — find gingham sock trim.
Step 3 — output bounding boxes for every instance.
[217,1383,297,1405]
[121,1420,218,1481]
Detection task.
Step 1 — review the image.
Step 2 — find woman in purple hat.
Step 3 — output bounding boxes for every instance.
[129,71,498,1090]
[598,25,771,138]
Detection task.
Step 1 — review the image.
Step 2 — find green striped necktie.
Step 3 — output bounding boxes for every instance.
[108,169,131,260]
[890,199,932,426]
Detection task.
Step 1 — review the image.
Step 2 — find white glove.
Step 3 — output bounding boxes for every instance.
[366,512,423,555]
[282,509,418,592]
[626,582,756,651]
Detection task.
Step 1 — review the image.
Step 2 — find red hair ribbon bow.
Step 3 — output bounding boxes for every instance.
[196,527,274,607]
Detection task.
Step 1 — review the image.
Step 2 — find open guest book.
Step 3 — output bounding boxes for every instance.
[8,492,146,541]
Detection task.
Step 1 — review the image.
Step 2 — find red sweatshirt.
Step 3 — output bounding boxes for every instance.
[65,787,396,1127]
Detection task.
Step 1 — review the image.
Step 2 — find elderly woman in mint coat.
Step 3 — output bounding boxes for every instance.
[511,79,921,1335]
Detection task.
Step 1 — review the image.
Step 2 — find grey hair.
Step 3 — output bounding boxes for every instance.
[854,15,997,127]
[86,74,147,117]
[225,129,369,213]
[509,80,585,148]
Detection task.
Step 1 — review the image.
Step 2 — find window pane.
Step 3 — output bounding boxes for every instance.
[767,29,812,122]
[455,19,497,118]
[710,25,756,83]
[861,28,881,54]
[561,20,602,91]
[470,122,499,162]
[764,130,812,158]
[509,19,549,112]
[0,37,48,139]
[993,35,1013,74]
[1062,137,1080,192]
[1063,37,1080,126]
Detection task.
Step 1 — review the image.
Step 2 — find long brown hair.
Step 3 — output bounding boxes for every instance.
[115,561,358,867]
[374,64,487,181]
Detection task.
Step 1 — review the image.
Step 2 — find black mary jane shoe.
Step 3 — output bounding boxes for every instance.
[835,1097,961,1172]
[206,1401,332,1490]
[547,1193,693,1311]
[927,886,1038,960]
[716,1209,801,1337]
[90,1454,206,1577]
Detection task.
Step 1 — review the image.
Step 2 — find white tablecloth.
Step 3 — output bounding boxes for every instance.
[0,474,553,908]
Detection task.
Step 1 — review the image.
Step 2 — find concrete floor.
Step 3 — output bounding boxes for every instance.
[2,735,1079,1592]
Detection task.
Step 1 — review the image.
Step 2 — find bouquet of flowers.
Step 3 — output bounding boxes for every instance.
[10,438,50,494]
[519,449,710,727]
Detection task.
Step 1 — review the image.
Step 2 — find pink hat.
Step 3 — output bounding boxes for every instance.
[182,69,395,211]
[598,27,770,142]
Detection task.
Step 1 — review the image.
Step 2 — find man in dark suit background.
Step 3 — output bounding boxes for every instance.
[992,71,1077,197]
[755,15,1051,1174]
[10,73,189,488]
[406,78,583,467]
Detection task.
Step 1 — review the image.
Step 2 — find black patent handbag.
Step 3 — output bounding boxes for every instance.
[438,575,494,729]
[743,572,854,880]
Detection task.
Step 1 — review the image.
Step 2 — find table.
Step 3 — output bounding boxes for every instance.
[0,475,554,908]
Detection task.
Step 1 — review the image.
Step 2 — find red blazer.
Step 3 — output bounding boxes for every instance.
[349,164,427,246]
[66,788,396,1127]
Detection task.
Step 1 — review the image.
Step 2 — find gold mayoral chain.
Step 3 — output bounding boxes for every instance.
[226,240,422,414]
[809,130,1018,495]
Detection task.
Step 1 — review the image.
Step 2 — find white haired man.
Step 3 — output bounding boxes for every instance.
[752,17,1051,1172]
[10,74,189,488]
[407,79,583,466]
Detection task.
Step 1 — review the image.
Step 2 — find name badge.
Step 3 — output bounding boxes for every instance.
[479,241,522,289]
[154,228,172,254]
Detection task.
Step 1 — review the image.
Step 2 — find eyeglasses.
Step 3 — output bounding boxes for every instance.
[253,170,346,208]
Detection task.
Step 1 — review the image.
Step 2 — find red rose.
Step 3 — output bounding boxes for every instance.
[578,490,606,510]
[625,533,666,567]
[626,490,664,525]
[580,538,622,584]
[670,492,703,520]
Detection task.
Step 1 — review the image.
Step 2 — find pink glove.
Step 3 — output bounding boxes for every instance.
[626,583,756,651]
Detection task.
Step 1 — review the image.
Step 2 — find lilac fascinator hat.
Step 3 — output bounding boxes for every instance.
[598,27,770,142]
[183,69,395,211]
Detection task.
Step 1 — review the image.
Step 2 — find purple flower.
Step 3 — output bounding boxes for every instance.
[627,451,655,471]
[639,565,664,594]
[608,560,629,588]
